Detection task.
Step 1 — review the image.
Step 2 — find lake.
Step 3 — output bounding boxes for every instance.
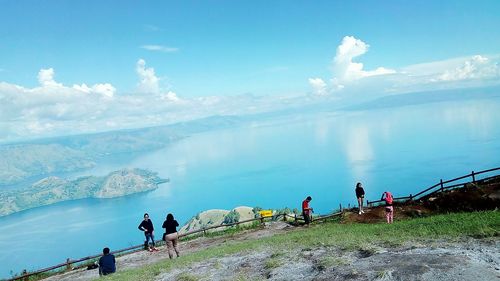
[0,97,499,278]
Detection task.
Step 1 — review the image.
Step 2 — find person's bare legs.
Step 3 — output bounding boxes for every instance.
[166,240,174,259]
[386,207,394,223]
[173,239,180,257]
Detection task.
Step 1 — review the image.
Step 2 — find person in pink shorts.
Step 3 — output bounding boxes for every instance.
[381,191,394,224]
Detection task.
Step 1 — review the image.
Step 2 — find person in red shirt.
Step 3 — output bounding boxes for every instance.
[381,191,394,224]
[302,196,313,225]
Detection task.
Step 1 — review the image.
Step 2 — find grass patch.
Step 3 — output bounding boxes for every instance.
[376,270,392,279]
[318,256,350,268]
[264,257,282,270]
[175,272,200,281]
[100,211,499,281]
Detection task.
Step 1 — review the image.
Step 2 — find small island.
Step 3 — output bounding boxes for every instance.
[0,168,168,217]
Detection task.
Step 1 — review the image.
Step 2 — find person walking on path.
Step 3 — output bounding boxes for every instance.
[302,196,313,226]
[355,182,366,215]
[138,213,158,252]
[381,191,394,224]
[162,213,180,259]
[98,247,116,276]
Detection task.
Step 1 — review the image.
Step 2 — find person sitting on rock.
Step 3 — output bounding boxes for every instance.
[98,247,116,276]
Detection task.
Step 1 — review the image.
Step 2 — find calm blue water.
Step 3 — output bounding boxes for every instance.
[1,98,499,278]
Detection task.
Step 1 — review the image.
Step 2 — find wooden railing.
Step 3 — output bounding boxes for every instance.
[9,211,342,281]
[367,167,500,206]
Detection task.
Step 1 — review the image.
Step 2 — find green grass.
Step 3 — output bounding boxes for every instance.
[98,211,499,281]
[264,257,282,270]
[175,272,200,281]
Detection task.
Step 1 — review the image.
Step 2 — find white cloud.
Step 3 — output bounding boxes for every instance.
[332,36,395,86]
[37,68,62,87]
[161,91,181,102]
[308,78,327,96]
[309,36,395,95]
[435,55,499,82]
[72,83,116,98]
[136,59,160,94]
[309,36,500,98]
[140,45,179,53]
[0,61,323,142]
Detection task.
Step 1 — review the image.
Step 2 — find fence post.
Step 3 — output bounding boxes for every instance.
[294,214,297,223]
[260,217,264,225]
[203,228,207,236]
[22,269,28,281]
[283,213,287,222]
[409,194,413,201]
[440,179,444,192]
[66,258,72,271]
[471,171,476,183]
[339,203,342,212]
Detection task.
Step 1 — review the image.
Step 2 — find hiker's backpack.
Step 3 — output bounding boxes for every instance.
[384,192,393,205]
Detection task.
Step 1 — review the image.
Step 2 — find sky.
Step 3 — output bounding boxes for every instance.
[1,0,500,142]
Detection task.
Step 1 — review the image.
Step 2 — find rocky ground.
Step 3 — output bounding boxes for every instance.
[43,217,499,281]
[158,237,499,281]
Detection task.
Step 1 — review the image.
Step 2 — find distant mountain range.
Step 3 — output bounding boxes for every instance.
[0,168,168,217]
[344,86,500,111]
[0,115,243,186]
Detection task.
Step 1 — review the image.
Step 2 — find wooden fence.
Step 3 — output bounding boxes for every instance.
[9,211,342,281]
[367,167,500,206]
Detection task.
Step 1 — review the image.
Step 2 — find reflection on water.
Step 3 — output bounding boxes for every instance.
[0,98,499,277]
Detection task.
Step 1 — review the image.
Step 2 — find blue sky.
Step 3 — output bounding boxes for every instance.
[0,0,499,141]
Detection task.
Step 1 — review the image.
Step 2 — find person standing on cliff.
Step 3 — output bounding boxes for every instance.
[302,196,313,226]
[162,213,180,259]
[138,213,158,252]
[355,182,365,215]
[381,191,394,224]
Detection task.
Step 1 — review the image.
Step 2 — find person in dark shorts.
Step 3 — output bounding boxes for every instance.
[302,196,313,225]
[138,213,158,251]
[162,213,180,259]
[98,247,116,276]
[355,182,365,214]
[381,191,394,224]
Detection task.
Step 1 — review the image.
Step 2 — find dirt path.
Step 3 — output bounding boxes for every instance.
[43,221,294,281]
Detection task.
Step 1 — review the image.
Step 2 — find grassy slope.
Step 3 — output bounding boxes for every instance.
[100,211,499,281]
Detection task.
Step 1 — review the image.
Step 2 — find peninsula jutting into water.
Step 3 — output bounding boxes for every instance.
[0,168,168,217]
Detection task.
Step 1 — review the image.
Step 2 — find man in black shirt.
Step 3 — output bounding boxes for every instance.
[98,247,116,276]
[138,213,158,251]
